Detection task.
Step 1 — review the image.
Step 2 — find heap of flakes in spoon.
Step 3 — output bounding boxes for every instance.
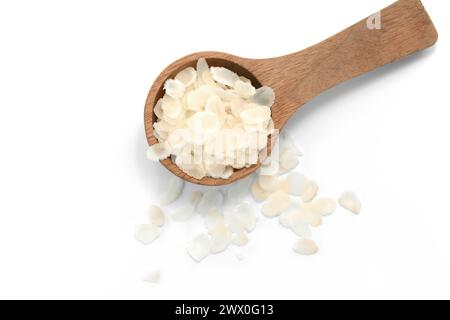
[136,132,362,266]
[147,58,275,179]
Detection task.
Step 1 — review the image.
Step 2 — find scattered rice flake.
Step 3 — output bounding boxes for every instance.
[312,197,336,216]
[225,211,245,234]
[187,234,210,262]
[134,224,160,244]
[159,176,184,205]
[302,180,319,202]
[146,142,171,161]
[258,175,279,192]
[164,79,185,99]
[175,67,197,87]
[260,158,279,176]
[148,205,165,227]
[286,172,309,196]
[235,202,257,232]
[279,209,294,228]
[279,148,300,173]
[261,191,292,218]
[204,209,225,232]
[338,191,361,214]
[232,231,249,246]
[292,238,318,255]
[306,210,322,227]
[291,222,312,238]
[251,180,270,202]
[277,179,289,193]
[210,67,239,87]
[209,222,232,254]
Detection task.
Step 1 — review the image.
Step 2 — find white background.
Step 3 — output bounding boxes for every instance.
[0,0,449,299]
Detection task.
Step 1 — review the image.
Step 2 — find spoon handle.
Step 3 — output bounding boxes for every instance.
[253,0,438,128]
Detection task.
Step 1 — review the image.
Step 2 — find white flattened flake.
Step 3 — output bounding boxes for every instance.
[312,197,336,216]
[135,224,160,244]
[292,238,318,255]
[142,270,160,283]
[164,79,185,99]
[161,95,182,119]
[148,205,165,227]
[146,142,171,161]
[209,222,232,254]
[154,98,163,119]
[234,79,256,99]
[306,210,322,227]
[221,166,234,179]
[258,175,279,192]
[250,86,275,107]
[260,158,279,176]
[235,202,256,232]
[186,87,209,111]
[195,61,214,87]
[159,176,184,205]
[232,231,249,246]
[286,172,309,196]
[205,163,227,179]
[302,180,319,202]
[175,67,197,87]
[279,209,294,228]
[261,191,292,218]
[187,234,210,262]
[210,67,239,87]
[204,209,225,232]
[279,149,300,173]
[251,180,270,202]
[291,222,312,239]
[197,190,224,215]
[239,105,271,125]
[339,191,361,214]
[277,179,289,193]
[178,163,206,180]
[187,111,221,134]
[225,211,245,234]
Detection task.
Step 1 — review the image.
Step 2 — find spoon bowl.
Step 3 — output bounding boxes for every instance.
[144,0,438,186]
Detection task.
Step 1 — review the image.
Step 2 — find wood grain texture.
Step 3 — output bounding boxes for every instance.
[144,0,438,186]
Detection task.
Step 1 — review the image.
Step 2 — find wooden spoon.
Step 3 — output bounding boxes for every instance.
[144,0,437,186]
